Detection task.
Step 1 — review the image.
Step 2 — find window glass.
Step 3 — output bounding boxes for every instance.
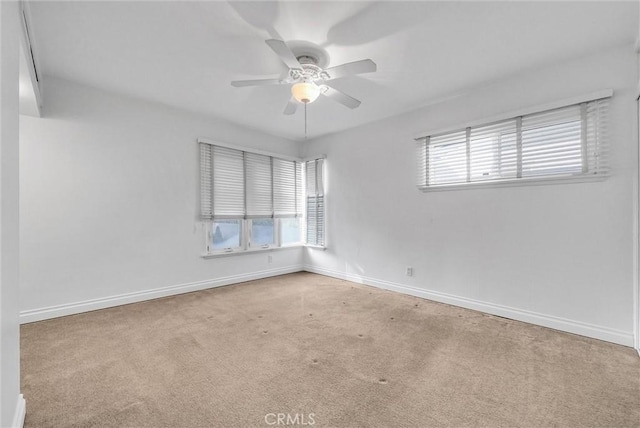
[211,219,241,250]
[251,219,274,247]
[281,218,301,245]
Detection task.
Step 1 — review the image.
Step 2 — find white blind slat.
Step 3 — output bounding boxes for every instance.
[273,158,301,218]
[429,133,467,185]
[296,162,303,216]
[306,160,316,194]
[245,152,273,218]
[213,146,245,218]
[316,159,325,195]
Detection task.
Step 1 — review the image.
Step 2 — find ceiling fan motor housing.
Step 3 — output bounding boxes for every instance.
[290,63,329,84]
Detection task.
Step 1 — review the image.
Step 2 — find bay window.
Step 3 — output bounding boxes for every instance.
[199,141,303,255]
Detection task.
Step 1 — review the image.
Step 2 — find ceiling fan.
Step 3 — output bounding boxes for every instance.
[231,39,377,115]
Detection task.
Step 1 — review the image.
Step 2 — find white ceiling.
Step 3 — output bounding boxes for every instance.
[28,1,638,141]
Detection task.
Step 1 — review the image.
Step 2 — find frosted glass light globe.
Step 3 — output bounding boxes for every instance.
[291,82,320,104]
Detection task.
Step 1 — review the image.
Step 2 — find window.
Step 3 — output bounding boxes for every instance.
[210,219,242,251]
[200,142,303,254]
[250,218,274,247]
[305,158,325,247]
[416,96,610,190]
[280,217,302,246]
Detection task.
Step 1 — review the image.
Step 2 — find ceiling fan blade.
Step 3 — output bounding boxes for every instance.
[321,85,361,109]
[230,78,286,87]
[265,39,302,70]
[283,97,298,115]
[323,59,377,80]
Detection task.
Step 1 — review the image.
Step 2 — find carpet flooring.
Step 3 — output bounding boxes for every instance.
[21,272,640,427]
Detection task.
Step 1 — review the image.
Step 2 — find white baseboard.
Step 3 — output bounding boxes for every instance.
[304,265,634,347]
[19,263,635,348]
[20,266,303,324]
[11,394,25,428]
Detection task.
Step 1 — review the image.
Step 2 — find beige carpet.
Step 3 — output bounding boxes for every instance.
[21,272,640,427]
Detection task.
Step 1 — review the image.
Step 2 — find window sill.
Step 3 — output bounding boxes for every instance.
[305,244,326,250]
[201,244,303,259]
[418,173,607,193]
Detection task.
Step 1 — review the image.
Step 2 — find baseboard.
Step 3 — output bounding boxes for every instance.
[19,263,634,347]
[20,265,303,324]
[304,265,634,347]
[11,394,25,428]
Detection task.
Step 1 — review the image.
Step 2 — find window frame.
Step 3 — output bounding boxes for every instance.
[248,218,276,249]
[203,218,304,258]
[415,90,612,192]
[206,218,244,253]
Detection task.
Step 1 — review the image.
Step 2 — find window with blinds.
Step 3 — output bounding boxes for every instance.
[305,158,325,247]
[199,142,303,253]
[416,96,610,190]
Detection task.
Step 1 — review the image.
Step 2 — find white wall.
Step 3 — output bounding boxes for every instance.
[0,1,24,426]
[19,77,303,321]
[636,45,640,351]
[303,44,638,346]
[18,44,638,347]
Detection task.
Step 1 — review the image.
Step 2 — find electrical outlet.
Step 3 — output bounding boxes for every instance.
[405,267,413,277]
[267,255,273,264]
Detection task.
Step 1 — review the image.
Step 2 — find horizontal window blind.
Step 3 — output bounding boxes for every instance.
[295,162,303,217]
[586,98,609,176]
[245,152,272,218]
[273,158,302,218]
[200,144,213,219]
[305,160,316,194]
[305,158,325,246]
[213,145,245,218]
[306,196,323,244]
[416,96,610,190]
[199,142,302,220]
[521,104,582,177]
[470,120,517,182]
[428,130,467,185]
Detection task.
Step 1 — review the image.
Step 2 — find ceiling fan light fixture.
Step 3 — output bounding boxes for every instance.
[291,82,320,104]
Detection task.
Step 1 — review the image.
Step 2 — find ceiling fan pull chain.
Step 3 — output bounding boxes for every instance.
[305,102,308,140]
